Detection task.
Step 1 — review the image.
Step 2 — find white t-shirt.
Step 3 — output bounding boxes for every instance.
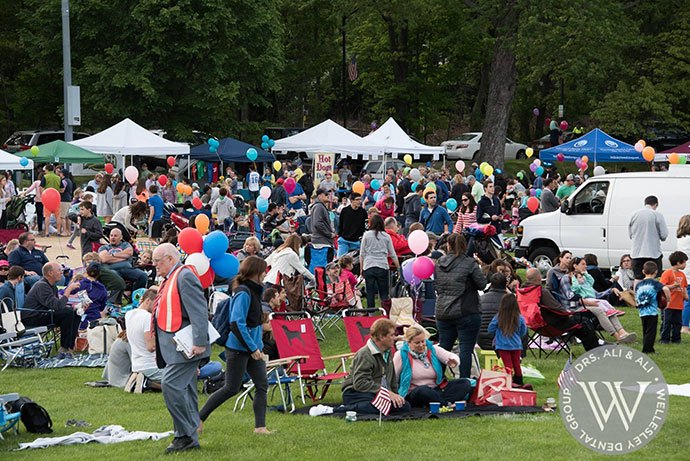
[248,171,261,191]
[124,309,157,372]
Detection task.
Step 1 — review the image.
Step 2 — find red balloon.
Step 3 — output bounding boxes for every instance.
[198,267,215,289]
[42,188,61,213]
[158,175,168,186]
[545,117,551,127]
[527,196,540,213]
[104,163,114,174]
[192,197,203,210]
[178,228,203,254]
[167,156,175,168]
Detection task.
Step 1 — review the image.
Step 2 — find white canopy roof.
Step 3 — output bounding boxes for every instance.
[272,119,381,156]
[0,149,33,170]
[70,118,189,156]
[364,117,444,157]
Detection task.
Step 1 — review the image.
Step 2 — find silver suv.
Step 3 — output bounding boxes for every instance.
[3,130,90,153]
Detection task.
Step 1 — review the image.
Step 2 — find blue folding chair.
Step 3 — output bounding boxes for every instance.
[0,393,21,439]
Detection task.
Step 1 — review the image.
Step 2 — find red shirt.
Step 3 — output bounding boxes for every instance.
[375,199,395,219]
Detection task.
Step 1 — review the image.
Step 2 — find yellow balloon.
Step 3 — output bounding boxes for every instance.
[352,181,365,195]
[485,165,494,176]
[526,147,534,158]
[273,160,282,171]
[426,182,437,191]
[582,155,589,163]
[404,154,413,165]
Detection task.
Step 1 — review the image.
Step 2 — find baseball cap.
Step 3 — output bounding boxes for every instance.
[0,260,9,268]
[277,178,284,185]
[315,187,328,196]
[566,174,575,181]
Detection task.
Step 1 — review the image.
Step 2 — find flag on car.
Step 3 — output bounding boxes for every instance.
[557,356,576,389]
[371,377,392,416]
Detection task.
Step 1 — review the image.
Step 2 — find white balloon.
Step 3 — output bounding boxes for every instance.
[410,168,422,181]
[186,252,210,275]
[593,165,605,176]
[124,165,139,185]
[260,186,271,200]
[408,230,429,255]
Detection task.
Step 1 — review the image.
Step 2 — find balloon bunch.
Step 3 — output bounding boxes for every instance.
[208,137,220,154]
[529,158,544,176]
[257,186,271,212]
[635,140,656,162]
[402,230,435,286]
[179,228,239,288]
[667,153,687,164]
[574,156,589,171]
[478,162,494,177]
[260,135,276,151]
[176,183,193,196]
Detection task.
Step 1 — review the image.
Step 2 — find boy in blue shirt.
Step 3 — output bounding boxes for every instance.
[635,261,671,353]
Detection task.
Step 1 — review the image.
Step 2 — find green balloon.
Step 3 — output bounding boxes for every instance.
[680,155,688,165]
[517,171,524,180]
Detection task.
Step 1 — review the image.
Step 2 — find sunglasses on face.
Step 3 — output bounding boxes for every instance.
[461,198,469,202]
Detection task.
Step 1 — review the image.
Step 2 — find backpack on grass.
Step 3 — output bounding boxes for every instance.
[9,397,53,433]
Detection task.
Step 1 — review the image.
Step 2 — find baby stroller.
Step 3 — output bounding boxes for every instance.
[4,195,33,230]
[463,224,501,265]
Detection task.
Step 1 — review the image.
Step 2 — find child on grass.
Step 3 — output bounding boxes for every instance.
[487,293,528,387]
[659,251,689,344]
[635,261,671,353]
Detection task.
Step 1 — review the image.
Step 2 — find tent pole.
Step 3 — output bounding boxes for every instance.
[188,155,191,179]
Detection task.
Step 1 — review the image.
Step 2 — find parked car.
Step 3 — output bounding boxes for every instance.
[362,159,407,179]
[530,131,576,153]
[3,130,91,153]
[441,132,528,160]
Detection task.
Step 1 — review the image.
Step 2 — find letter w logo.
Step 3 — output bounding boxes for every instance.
[577,381,651,431]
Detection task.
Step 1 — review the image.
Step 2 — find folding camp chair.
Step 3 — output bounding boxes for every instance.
[0,393,21,440]
[233,357,302,413]
[0,327,53,370]
[305,267,357,339]
[342,308,386,353]
[271,312,353,404]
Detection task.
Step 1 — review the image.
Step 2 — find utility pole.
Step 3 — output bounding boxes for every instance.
[341,15,347,128]
[61,0,73,142]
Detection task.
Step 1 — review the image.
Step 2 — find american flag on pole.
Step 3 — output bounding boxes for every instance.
[557,356,576,389]
[371,377,392,416]
[348,57,358,81]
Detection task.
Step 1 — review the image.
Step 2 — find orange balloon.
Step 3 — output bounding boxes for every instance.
[352,181,365,195]
[668,153,680,164]
[185,185,193,196]
[176,183,185,194]
[581,155,589,163]
[642,146,655,162]
[195,213,210,234]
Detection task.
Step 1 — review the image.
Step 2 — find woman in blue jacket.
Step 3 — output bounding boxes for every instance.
[199,256,272,434]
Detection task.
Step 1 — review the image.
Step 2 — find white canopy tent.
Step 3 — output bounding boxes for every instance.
[364,117,444,160]
[272,119,381,157]
[0,149,34,171]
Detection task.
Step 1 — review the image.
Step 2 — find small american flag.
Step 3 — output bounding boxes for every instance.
[348,57,358,81]
[371,377,392,415]
[557,356,576,389]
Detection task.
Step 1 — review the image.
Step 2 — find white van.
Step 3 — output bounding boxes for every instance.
[514,164,690,270]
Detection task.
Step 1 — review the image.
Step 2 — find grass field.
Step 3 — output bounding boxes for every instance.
[2,309,689,460]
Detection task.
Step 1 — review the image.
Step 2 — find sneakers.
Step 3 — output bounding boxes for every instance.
[165,436,200,453]
[618,332,637,344]
[309,404,334,417]
[681,327,690,335]
[66,243,76,249]
[125,372,146,393]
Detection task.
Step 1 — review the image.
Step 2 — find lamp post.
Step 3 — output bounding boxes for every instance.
[340,8,359,129]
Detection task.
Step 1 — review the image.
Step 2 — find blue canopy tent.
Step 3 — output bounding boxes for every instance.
[190,138,274,163]
[539,128,644,163]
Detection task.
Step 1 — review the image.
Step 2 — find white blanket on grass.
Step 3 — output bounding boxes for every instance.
[17,425,172,450]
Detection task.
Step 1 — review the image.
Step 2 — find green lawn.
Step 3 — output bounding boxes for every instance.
[2,311,690,460]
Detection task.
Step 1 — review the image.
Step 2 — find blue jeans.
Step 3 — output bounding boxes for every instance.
[115,267,149,291]
[436,313,481,378]
[364,267,390,308]
[337,237,360,257]
[683,287,690,327]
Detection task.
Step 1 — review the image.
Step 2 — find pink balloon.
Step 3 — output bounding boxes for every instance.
[284,177,296,195]
[412,256,435,280]
[560,120,569,131]
[124,166,138,185]
[408,230,429,255]
[556,153,565,162]
[455,160,465,172]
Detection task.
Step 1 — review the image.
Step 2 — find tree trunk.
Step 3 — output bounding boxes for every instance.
[480,1,519,169]
[470,61,490,131]
[382,13,410,127]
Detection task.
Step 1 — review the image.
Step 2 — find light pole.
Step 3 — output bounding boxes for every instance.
[61,0,73,142]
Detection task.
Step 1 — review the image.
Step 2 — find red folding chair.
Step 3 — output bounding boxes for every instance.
[271,312,353,404]
[342,308,386,353]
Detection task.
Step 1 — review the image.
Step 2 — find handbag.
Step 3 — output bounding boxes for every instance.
[470,368,512,406]
[280,273,304,312]
[86,319,121,355]
[0,298,25,335]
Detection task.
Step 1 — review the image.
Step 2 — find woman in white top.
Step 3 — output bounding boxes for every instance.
[676,215,690,334]
[0,176,10,228]
[111,175,128,214]
[265,234,315,311]
[96,174,114,222]
[111,201,149,239]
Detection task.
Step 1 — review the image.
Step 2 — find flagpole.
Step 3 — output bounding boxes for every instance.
[379,410,382,427]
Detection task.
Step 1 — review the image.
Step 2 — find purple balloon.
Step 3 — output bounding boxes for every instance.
[403,260,422,286]
[575,159,582,168]
[530,188,536,196]
[533,108,540,116]
[529,163,537,172]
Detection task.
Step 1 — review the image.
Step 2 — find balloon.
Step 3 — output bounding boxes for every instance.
[526,147,534,158]
[516,171,524,180]
[408,230,429,255]
[261,142,269,150]
[352,181,365,195]
[370,179,381,191]
[158,175,168,186]
[176,183,185,194]
[198,267,215,289]
[42,188,60,213]
[680,155,688,165]
[575,159,582,169]
[527,197,540,213]
[634,142,644,153]
[284,178,296,194]
[211,253,240,279]
[268,139,275,148]
[412,256,435,280]
[535,189,542,198]
[545,118,551,127]
[410,168,421,181]
[529,163,537,172]
[474,169,483,180]
[426,182,437,191]
[273,160,282,171]
[257,196,269,213]
[402,260,421,286]
[260,186,271,199]
[533,108,540,116]
[209,145,217,153]
[581,156,589,163]
[536,166,544,176]
[580,162,589,171]
[495,168,502,174]
[642,146,655,162]
[668,153,680,164]
[195,214,210,234]
[593,165,605,176]
[125,166,138,185]
[479,162,489,174]
[484,165,494,177]
[638,139,646,148]
[167,156,175,168]
[556,153,565,162]
[203,231,229,259]
[262,134,269,143]
[185,185,193,196]
[19,157,29,167]
[533,159,541,166]
[104,163,114,174]
[560,120,569,131]
[411,182,418,192]
[179,228,204,254]
[404,154,413,165]
[446,198,458,211]
[208,138,219,147]
[455,160,465,172]
[530,188,536,196]
[192,197,203,210]
[246,148,258,161]
[30,145,40,156]
[186,252,210,276]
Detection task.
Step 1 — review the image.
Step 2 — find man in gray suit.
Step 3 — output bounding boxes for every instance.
[152,243,210,453]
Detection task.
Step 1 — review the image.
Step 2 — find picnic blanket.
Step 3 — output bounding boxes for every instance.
[16,425,172,450]
[35,354,109,369]
[296,403,546,421]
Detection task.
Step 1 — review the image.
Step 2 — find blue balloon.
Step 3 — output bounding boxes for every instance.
[19,157,29,167]
[420,197,426,205]
[268,139,275,148]
[211,253,239,279]
[246,148,258,161]
[209,145,217,153]
[203,231,229,259]
[208,138,219,148]
[475,170,483,180]
[536,189,542,198]
[262,134,269,143]
[446,198,458,212]
[261,142,269,150]
[426,161,432,167]
[536,166,544,176]
[411,182,418,192]
[495,168,503,174]
[370,179,381,191]
[329,211,335,221]
[256,196,269,213]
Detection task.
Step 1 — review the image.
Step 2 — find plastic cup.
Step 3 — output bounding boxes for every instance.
[455,400,466,411]
[429,402,440,414]
[345,411,357,422]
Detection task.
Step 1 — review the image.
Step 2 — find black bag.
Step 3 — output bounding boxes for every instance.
[9,397,53,433]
